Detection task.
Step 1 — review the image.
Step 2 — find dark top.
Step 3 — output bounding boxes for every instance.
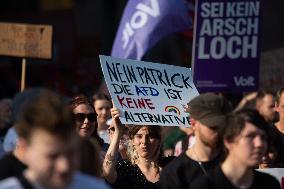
[113,156,175,189]
[113,160,156,189]
[0,127,9,140]
[158,152,220,189]
[271,125,284,167]
[191,166,281,189]
[0,153,27,180]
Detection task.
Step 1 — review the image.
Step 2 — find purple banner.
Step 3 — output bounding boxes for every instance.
[111,0,193,60]
[192,0,262,92]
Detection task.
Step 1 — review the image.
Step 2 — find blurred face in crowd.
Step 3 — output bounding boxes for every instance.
[258,94,276,122]
[276,92,284,122]
[109,126,129,149]
[132,127,160,160]
[194,120,219,148]
[24,129,79,189]
[259,148,278,169]
[94,99,111,125]
[73,104,96,138]
[225,122,267,168]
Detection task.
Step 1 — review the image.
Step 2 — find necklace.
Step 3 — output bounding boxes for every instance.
[191,147,208,176]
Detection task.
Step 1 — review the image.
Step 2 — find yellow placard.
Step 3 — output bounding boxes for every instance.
[0,22,52,59]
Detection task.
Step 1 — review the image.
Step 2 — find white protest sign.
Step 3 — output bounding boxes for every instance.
[0,22,52,59]
[99,55,199,127]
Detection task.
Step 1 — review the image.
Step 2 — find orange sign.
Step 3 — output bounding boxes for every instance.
[0,22,52,59]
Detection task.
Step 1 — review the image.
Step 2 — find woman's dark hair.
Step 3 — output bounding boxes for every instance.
[92,93,111,104]
[128,125,161,140]
[70,94,105,146]
[70,94,95,112]
[79,138,102,177]
[128,125,162,165]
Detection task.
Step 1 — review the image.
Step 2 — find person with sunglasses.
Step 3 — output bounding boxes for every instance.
[71,95,97,139]
[70,94,110,176]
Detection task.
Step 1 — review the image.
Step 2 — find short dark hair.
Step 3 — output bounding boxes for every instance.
[15,90,76,141]
[276,87,284,105]
[256,90,274,104]
[92,93,111,104]
[224,109,270,143]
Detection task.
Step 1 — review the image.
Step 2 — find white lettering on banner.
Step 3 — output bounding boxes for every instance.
[197,1,260,60]
[200,18,259,36]
[198,36,258,59]
[201,2,259,18]
[234,76,255,87]
[201,2,224,18]
[122,0,160,49]
[227,2,260,17]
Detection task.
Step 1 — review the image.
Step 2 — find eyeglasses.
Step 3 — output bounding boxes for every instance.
[74,113,96,123]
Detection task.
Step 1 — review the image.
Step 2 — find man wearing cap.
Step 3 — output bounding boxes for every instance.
[158,93,232,189]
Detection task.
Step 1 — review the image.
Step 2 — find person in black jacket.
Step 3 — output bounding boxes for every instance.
[158,93,232,189]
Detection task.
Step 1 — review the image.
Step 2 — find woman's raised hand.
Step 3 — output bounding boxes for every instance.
[110,107,124,135]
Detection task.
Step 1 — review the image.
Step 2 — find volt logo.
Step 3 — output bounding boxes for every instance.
[234,76,255,86]
[122,0,160,49]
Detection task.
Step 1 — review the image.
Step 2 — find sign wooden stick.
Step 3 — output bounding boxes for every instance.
[21,58,26,92]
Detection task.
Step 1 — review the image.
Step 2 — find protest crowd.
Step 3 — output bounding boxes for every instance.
[0,87,283,189]
[1,0,284,189]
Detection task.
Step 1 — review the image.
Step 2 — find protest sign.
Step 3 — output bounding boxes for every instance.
[0,22,52,59]
[100,55,199,127]
[192,0,262,92]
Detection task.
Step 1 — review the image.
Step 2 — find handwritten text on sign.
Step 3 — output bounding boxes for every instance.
[0,22,52,59]
[100,55,199,127]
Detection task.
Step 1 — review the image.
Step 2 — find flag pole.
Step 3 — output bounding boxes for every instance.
[21,58,26,92]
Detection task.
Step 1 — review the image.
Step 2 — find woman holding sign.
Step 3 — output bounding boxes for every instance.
[103,107,173,189]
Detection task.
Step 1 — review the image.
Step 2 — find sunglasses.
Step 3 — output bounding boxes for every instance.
[74,113,96,123]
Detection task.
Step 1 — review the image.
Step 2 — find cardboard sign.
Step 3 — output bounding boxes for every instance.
[0,22,52,59]
[99,55,199,127]
[192,0,262,92]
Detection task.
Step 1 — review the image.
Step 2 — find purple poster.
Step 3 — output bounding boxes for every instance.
[192,0,262,92]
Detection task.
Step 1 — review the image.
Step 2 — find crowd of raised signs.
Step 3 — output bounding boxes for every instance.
[0,87,283,189]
